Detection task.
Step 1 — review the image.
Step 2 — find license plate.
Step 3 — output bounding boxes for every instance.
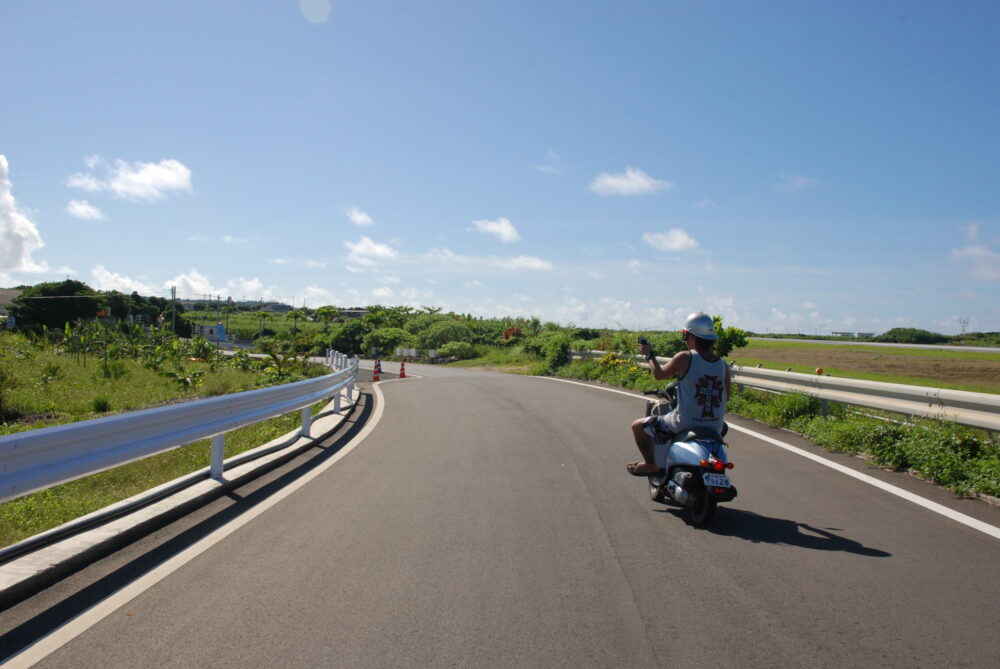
[703,473,731,488]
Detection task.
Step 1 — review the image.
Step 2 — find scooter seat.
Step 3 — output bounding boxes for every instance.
[674,427,724,443]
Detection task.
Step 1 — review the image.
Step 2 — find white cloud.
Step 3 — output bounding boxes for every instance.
[164,268,222,297]
[66,199,106,220]
[269,258,291,265]
[497,256,552,271]
[534,149,562,174]
[427,248,553,271]
[222,235,249,245]
[590,167,673,197]
[642,228,699,252]
[627,259,641,274]
[303,284,337,305]
[226,277,271,299]
[188,234,211,243]
[399,287,420,299]
[299,0,331,24]
[473,217,521,243]
[68,156,193,203]
[964,222,982,242]
[0,155,49,274]
[949,245,1000,281]
[346,206,375,226]
[344,235,399,266]
[803,301,818,310]
[775,173,819,193]
[372,286,393,298]
[304,259,327,269]
[90,265,158,294]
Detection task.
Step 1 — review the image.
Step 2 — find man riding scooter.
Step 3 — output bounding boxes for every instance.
[626,312,732,476]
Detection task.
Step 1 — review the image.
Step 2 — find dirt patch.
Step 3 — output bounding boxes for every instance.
[732,346,1000,393]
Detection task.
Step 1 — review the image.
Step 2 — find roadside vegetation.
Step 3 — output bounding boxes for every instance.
[2,279,997,544]
[729,390,1000,499]
[0,317,328,548]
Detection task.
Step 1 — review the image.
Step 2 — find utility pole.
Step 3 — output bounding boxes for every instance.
[171,286,177,333]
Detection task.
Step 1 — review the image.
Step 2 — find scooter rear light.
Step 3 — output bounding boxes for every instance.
[726,462,734,470]
[700,459,709,468]
[713,487,726,494]
[712,459,724,471]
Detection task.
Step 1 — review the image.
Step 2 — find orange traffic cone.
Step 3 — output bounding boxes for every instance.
[399,359,406,378]
[373,358,381,382]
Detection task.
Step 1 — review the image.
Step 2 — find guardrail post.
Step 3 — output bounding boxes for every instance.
[820,399,829,417]
[300,406,312,437]
[334,389,341,414]
[211,434,225,480]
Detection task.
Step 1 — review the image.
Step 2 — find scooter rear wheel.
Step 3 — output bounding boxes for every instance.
[689,489,717,526]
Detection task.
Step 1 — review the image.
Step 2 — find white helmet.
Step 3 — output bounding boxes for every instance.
[681,312,717,340]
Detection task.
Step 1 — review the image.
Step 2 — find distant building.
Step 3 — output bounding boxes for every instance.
[192,323,230,342]
[260,302,292,314]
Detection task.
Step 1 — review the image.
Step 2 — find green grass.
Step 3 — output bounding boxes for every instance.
[444,346,542,373]
[1,350,278,436]
[184,311,329,341]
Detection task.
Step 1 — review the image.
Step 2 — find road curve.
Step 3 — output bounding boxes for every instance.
[5,363,999,668]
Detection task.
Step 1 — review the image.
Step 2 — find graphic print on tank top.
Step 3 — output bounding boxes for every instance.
[694,374,724,418]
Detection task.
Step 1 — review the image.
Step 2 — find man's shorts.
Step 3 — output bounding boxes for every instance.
[641,414,675,444]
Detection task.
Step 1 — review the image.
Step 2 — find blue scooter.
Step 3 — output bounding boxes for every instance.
[643,383,737,526]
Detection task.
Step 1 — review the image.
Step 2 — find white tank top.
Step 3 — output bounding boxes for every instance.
[663,351,728,434]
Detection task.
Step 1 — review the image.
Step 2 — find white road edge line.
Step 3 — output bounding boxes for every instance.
[2,383,387,669]
[537,376,1000,540]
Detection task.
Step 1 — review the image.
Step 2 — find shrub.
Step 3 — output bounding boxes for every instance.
[897,423,992,489]
[540,334,572,370]
[362,327,416,356]
[875,328,949,345]
[438,341,476,360]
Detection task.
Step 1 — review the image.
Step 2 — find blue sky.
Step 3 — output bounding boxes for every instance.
[1,0,997,334]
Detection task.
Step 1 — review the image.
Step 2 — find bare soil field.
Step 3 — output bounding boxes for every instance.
[731,345,1000,394]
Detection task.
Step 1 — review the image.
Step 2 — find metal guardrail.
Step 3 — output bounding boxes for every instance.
[570,350,1000,432]
[0,350,359,504]
[730,365,1000,432]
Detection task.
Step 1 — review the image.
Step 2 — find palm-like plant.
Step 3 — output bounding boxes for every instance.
[314,306,339,333]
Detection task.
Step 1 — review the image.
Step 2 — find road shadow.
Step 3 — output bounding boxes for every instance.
[656,506,890,557]
[708,508,891,556]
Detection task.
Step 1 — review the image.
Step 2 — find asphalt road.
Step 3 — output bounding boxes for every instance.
[3,363,998,667]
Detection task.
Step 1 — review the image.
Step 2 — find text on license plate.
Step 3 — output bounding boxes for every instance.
[703,473,731,488]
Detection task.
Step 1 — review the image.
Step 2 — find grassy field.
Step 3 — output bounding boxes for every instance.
[727,339,1000,394]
